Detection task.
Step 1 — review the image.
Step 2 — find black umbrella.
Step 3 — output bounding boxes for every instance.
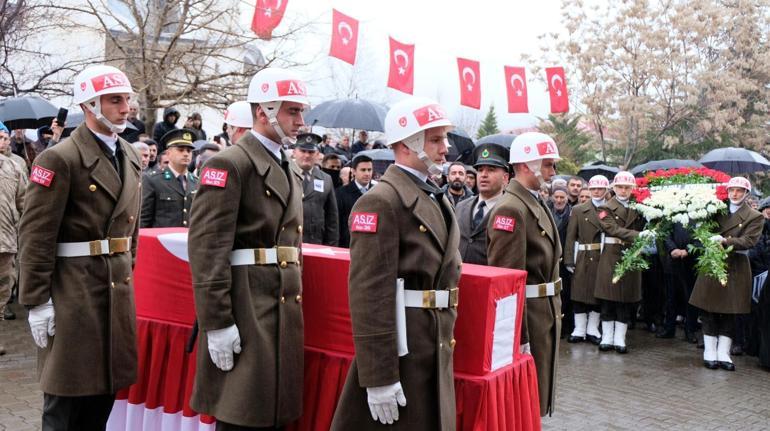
[62,111,138,138]
[447,128,474,163]
[0,96,59,130]
[355,149,394,175]
[630,159,703,176]
[577,163,619,181]
[305,99,388,132]
[699,147,770,174]
[476,133,517,149]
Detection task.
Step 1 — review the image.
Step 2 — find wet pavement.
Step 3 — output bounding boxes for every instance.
[1,302,769,430]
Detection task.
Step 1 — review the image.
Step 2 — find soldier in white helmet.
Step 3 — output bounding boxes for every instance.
[331,97,461,430]
[223,100,253,144]
[595,171,651,354]
[187,68,308,429]
[486,132,562,416]
[564,175,610,345]
[19,64,142,428]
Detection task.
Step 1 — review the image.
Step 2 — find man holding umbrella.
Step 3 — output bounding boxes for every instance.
[19,64,142,429]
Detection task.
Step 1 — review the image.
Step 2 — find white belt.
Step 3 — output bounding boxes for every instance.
[230,247,300,266]
[525,278,562,298]
[56,238,131,257]
[603,236,624,245]
[404,288,459,309]
[735,250,749,256]
[578,243,602,251]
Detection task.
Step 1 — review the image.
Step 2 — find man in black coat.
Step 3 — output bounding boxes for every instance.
[295,133,339,246]
[660,222,699,342]
[336,154,373,248]
[152,106,180,151]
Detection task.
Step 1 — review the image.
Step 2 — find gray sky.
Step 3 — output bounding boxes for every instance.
[246,0,569,133]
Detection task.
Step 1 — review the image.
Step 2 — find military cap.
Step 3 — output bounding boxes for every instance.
[473,143,509,169]
[160,128,197,149]
[295,133,322,151]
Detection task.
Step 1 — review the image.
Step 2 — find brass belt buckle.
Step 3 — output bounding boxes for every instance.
[422,290,436,308]
[109,238,130,254]
[449,287,459,308]
[88,240,103,256]
[538,283,548,297]
[554,278,562,295]
[277,246,299,263]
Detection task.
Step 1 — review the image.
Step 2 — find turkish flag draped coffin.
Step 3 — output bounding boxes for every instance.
[387,37,415,94]
[504,66,529,113]
[251,0,289,39]
[457,57,481,109]
[545,66,569,113]
[329,9,359,65]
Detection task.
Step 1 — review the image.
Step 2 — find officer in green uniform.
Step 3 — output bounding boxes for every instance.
[140,128,198,228]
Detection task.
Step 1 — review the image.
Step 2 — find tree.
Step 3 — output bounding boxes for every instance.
[537,114,593,165]
[55,0,317,130]
[476,104,499,139]
[0,0,94,97]
[530,0,770,167]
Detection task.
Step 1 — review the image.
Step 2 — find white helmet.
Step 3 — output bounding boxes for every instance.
[246,68,309,144]
[224,101,253,128]
[612,171,636,187]
[384,97,453,175]
[73,65,133,133]
[727,176,751,192]
[588,174,610,189]
[509,132,560,185]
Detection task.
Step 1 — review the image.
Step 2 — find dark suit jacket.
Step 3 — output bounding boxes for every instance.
[456,196,491,265]
[336,181,365,248]
[140,167,198,228]
[301,166,339,246]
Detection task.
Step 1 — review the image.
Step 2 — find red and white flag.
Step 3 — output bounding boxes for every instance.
[504,66,529,113]
[329,9,359,65]
[545,66,569,113]
[251,0,289,40]
[387,37,414,94]
[457,58,481,109]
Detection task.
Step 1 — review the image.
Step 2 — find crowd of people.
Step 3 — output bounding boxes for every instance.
[1,62,769,431]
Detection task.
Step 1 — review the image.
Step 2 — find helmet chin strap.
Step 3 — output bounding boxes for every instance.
[403,131,443,176]
[85,99,126,134]
[526,160,544,187]
[261,101,297,145]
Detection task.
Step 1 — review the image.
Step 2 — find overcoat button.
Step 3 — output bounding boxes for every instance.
[419,225,427,233]
[183,208,187,213]
[540,230,546,236]
[111,282,116,288]
[280,261,288,268]
[128,216,135,222]
[280,296,286,304]
[124,277,131,283]
[89,184,97,192]
[449,339,456,349]
[295,295,302,303]
[298,225,303,233]
[266,190,271,197]
[738,223,743,228]
[183,221,188,226]
[584,218,588,221]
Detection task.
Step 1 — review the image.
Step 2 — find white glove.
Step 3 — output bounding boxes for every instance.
[520,342,531,355]
[639,230,656,239]
[207,324,241,371]
[28,299,55,348]
[367,382,407,425]
[566,265,575,273]
[709,235,724,243]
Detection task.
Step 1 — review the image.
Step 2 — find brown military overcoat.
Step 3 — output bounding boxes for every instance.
[563,202,603,305]
[486,179,561,417]
[595,197,645,303]
[19,124,142,396]
[330,165,461,431]
[187,132,304,427]
[690,202,762,314]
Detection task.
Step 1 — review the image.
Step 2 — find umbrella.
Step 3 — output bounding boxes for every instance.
[577,163,619,181]
[699,147,770,174]
[476,133,517,149]
[0,96,59,130]
[305,99,388,132]
[447,128,474,163]
[355,149,394,175]
[630,159,703,176]
[62,111,138,138]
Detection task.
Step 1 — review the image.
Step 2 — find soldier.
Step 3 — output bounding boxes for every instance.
[140,129,198,228]
[295,132,339,246]
[19,65,142,429]
[331,97,461,430]
[224,101,253,144]
[690,176,762,371]
[595,171,651,354]
[564,175,610,344]
[187,67,307,430]
[456,143,510,265]
[486,132,562,417]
